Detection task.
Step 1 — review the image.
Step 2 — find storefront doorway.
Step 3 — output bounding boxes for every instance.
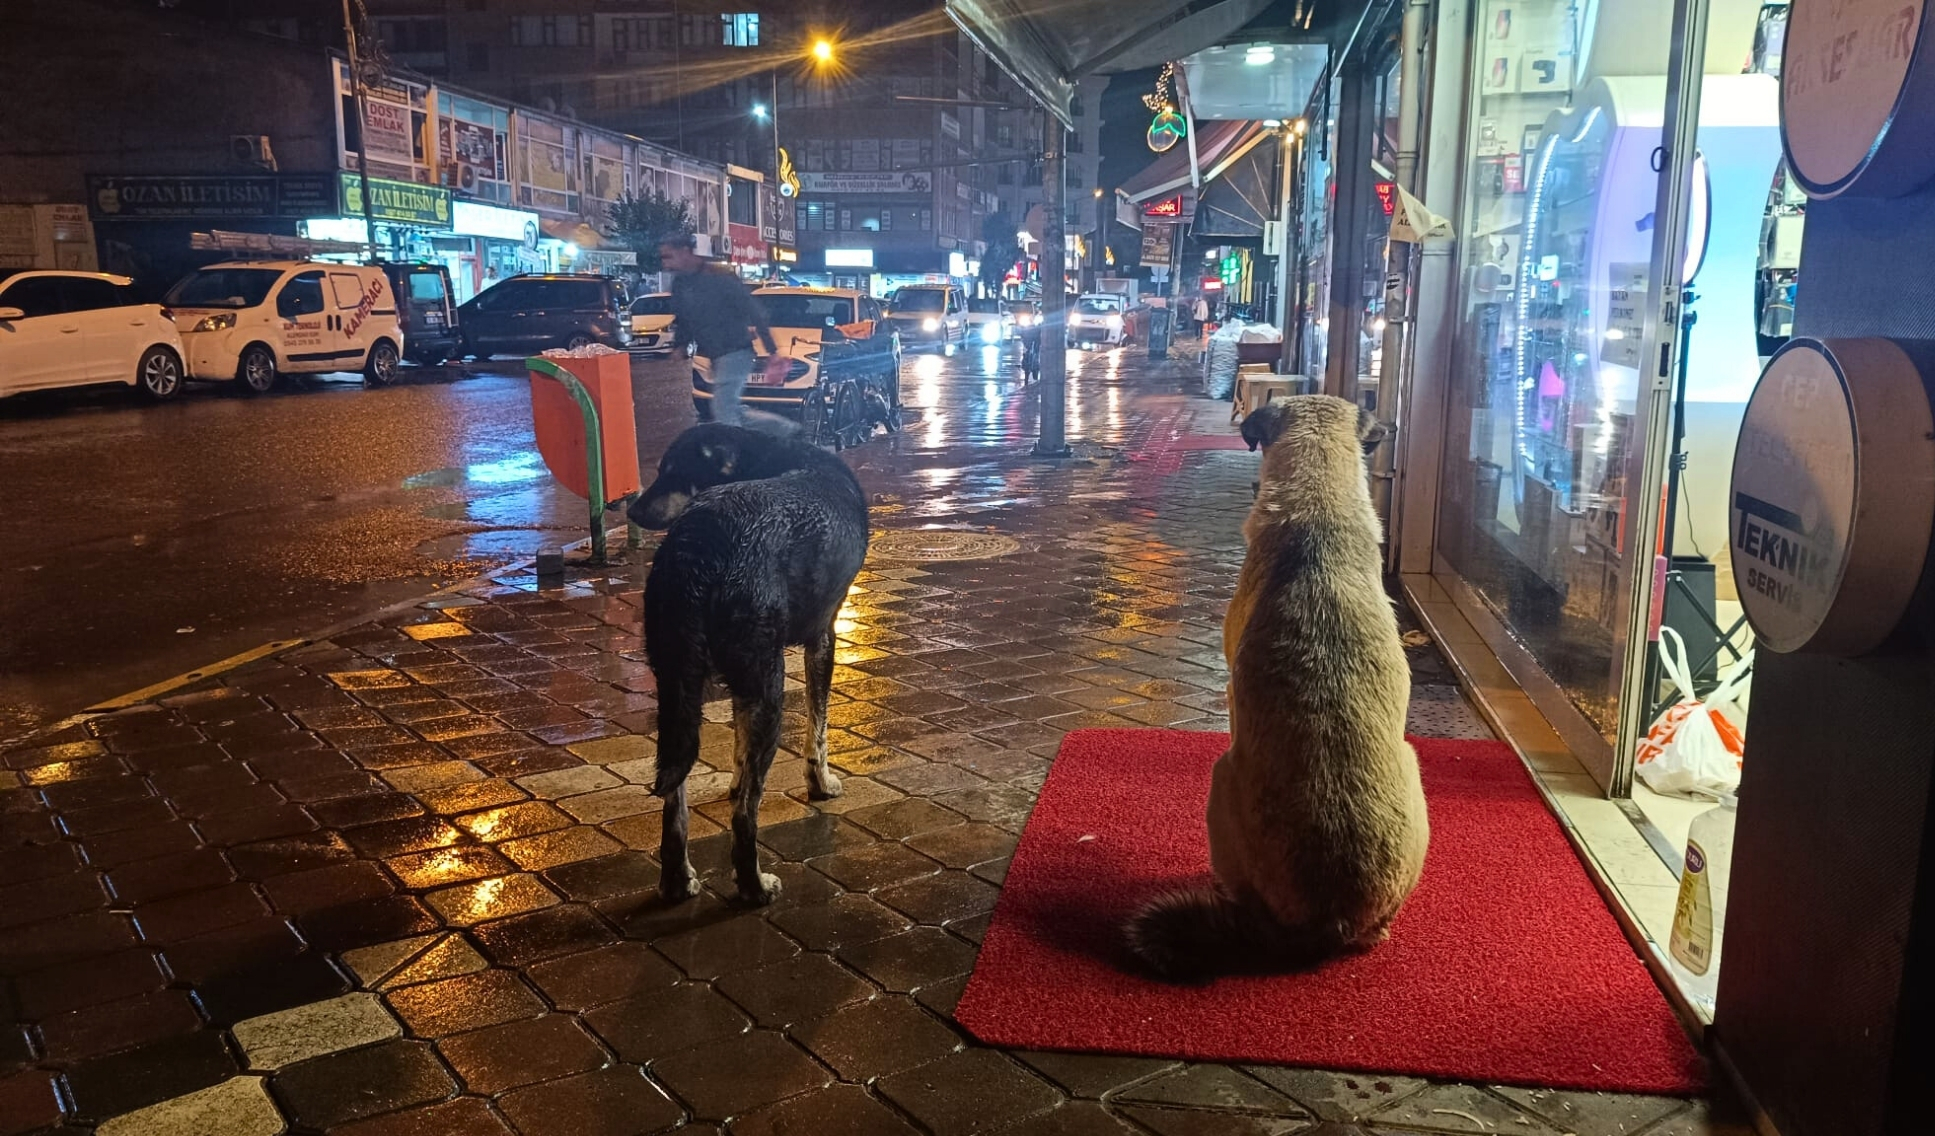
[1410,0,1788,1024]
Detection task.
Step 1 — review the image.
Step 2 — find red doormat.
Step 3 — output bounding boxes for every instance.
[955,729,1706,1094]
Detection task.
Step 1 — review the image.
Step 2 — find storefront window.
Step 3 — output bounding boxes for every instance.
[1436,0,1680,743]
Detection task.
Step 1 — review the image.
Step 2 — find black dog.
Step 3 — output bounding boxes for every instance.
[627,424,868,905]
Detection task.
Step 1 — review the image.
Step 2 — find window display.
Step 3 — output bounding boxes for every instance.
[1438,0,1679,745]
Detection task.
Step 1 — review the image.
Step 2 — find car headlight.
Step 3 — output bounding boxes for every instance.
[1070,313,1084,325]
[191,313,236,332]
[922,317,940,331]
[980,322,1002,341]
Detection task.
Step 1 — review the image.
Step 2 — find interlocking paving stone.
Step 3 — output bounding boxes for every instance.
[437,1012,608,1094]
[495,1065,685,1136]
[1116,1066,1309,1115]
[649,1028,830,1120]
[331,1096,516,1136]
[37,989,203,1063]
[791,995,963,1082]
[1115,1106,1314,1136]
[583,985,750,1063]
[65,1028,241,1122]
[232,992,401,1070]
[424,873,560,926]
[730,1082,920,1136]
[837,927,977,993]
[876,1049,1063,1135]
[0,1069,64,1135]
[526,941,683,1011]
[269,1039,456,1129]
[1242,1068,1423,1123]
[713,951,876,1028]
[386,968,546,1038]
[470,902,618,966]
[93,1075,286,1136]
[1368,1084,1564,1133]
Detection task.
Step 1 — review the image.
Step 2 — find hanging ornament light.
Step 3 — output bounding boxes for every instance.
[1144,63,1186,153]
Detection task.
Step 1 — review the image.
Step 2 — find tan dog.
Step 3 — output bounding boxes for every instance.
[1126,395,1428,980]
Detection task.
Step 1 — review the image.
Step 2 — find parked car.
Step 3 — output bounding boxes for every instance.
[965,297,1015,344]
[691,286,900,421]
[1068,292,1127,348]
[882,283,966,352]
[0,270,187,401]
[457,273,631,358]
[628,293,676,356]
[166,261,402,392]
[377,261,462,365]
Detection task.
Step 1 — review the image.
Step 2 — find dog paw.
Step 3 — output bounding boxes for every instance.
[737,872,783,906]
[659,867,701,902]
[807,770,844,800]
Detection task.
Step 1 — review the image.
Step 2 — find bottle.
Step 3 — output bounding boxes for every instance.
[1667,793,1737,1015]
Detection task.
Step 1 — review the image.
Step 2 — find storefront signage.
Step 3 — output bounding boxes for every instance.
[1729,338,1935,654]
[726,223,764,265]
[1144,196,1183,217]
[451,201,539,244]
[1603,262,1649,370]
[339,173,452,229]
[1147,110,1186,153]
[1374,181,1398,216]
[773,246,798,264]
[362,98,417,162]
[1140,222,1174,266]
[441,119,500,180]
[797,171,933,195]
[825,248,874,268]
[86,175,334,219]
[1782,0,1935,197]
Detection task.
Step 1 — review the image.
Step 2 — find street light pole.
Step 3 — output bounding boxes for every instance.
[339,0,377,262]
[1035,114,1070,458]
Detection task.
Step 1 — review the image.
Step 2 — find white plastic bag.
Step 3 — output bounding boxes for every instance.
[1634,628,1746,798]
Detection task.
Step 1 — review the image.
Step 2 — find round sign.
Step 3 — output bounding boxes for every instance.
[1147,110,1186,153]
[1729,338,1935,654]
[1781,1,1935,198]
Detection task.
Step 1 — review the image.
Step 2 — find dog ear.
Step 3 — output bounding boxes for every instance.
[1240,402,1287,452]
[1357,409,1391,454]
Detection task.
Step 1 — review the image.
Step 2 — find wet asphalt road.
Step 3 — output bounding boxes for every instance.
[0,355,700,742]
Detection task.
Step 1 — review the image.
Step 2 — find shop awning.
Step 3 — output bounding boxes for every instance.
[1119,119,1273,205]
[538,218,607,249]
[945,0,1277,127]
[1195,131,1280,238]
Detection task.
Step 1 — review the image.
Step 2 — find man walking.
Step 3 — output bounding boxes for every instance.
[660,232,790,431]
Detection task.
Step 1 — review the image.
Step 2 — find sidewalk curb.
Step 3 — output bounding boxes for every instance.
[12,524,639,748]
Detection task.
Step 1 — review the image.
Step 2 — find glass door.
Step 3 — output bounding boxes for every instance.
[1436,0,1712,789]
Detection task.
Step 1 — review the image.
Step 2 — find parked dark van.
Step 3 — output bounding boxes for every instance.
[457,274,631,358]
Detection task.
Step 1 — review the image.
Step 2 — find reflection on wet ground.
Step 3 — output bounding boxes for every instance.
[0,344,1143,742]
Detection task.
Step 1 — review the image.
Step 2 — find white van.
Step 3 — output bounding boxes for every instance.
[166,261,404,392]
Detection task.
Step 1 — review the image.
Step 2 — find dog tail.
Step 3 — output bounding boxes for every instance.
[1124,888,1349,983]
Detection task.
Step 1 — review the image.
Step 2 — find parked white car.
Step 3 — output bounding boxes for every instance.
[1068,293,1126,348]
[0,271,187,400]
[628,293,675,355]
[166,261,403,392]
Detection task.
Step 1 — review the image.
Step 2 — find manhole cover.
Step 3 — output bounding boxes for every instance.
[870,529,1021,562]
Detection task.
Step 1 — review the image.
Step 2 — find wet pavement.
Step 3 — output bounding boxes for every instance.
[0,357,690,744]
[0,346,1746,1135]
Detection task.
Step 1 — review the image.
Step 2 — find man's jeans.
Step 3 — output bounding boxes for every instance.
[706,349,796,435]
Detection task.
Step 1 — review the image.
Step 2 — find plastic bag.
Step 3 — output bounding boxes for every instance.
[1634,628,1746,798]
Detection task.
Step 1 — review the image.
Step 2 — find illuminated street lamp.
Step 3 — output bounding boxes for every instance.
[813,39,835,63]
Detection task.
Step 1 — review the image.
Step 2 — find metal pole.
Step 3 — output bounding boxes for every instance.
[1035,115,1070,457]
[1323,63,1374,402]
[1273,127,1295,375]
[340,0,378,263]
[1372,0,1430,541]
